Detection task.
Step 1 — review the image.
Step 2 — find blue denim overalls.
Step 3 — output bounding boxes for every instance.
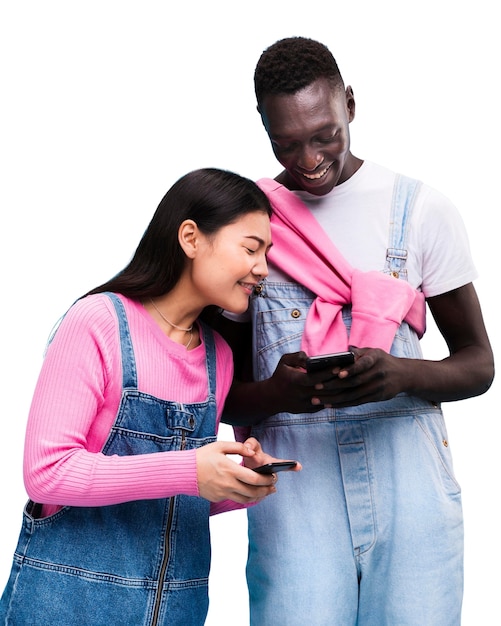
[1,293,217,626]
[246,176,464,626]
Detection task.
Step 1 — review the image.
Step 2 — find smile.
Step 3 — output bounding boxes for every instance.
[239,281,257,293]
[300,163,331,180]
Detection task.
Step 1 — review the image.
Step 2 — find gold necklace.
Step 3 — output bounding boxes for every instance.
[149,298,194,349]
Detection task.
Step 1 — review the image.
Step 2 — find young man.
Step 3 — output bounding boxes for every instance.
[221,37,494,625]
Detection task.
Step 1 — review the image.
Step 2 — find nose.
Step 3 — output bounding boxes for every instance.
[253,255,269,279]
[298,145,323,171]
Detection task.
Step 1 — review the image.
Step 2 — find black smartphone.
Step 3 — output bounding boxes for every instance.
[305,350,355,373]
[253,461,298,474]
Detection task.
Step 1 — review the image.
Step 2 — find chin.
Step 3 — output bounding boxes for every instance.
[300,176,337,196]
[223,300,249,315]
[228,304,249,315]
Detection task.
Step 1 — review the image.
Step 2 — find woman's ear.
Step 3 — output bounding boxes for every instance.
[178,219,199,259]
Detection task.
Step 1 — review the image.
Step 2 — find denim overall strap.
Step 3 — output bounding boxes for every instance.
[200,320,217,400]
[384,174,422,280]
[105,292,138,389]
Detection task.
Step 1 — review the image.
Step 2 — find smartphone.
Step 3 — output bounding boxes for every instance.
[253,461,298,474]
[305,350,355,373]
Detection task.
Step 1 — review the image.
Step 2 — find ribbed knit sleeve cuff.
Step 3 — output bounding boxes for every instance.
[210,499,258,516]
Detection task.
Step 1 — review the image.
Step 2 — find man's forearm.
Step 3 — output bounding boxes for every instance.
[222,379,281,426]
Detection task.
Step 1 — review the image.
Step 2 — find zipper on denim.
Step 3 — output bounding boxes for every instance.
[150,428,188,626]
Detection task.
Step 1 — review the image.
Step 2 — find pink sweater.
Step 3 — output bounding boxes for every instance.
[23,294,236,516]
[258,178,426,354]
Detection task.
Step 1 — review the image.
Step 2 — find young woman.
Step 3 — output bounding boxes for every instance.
[0,168,299,626]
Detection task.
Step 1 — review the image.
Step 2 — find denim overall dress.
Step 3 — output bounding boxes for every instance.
[0,293,217,626]
[246,177,464,626]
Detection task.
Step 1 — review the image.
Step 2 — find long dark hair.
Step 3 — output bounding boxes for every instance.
[86,168,272,300]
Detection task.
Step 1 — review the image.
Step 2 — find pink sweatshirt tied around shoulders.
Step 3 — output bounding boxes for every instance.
[257,178,426,355]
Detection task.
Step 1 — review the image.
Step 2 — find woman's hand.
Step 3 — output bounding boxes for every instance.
[196,437,301,504]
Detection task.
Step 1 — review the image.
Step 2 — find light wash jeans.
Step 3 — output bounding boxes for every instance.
[246,282,463,626]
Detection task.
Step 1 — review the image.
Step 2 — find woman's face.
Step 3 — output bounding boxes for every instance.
[191,210,272,314]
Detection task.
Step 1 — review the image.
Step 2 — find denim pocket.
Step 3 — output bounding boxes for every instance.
[414,412,462,495]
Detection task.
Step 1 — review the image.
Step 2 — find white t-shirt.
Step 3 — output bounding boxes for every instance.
[266,160,477,298]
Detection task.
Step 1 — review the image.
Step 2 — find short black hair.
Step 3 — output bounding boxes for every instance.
[254,36,344,107]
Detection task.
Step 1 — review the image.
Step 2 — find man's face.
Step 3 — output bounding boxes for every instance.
[259,78,356,196]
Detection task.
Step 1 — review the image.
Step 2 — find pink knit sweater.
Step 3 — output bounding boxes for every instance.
[23,294,237,517]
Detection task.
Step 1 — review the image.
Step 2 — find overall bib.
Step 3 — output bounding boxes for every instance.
[246,177,464,626]
[1,293,217,626]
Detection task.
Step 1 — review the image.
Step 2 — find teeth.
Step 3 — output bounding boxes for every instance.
[302,165,330,180]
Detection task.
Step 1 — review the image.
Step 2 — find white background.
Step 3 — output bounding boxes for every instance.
[1,2,498,624]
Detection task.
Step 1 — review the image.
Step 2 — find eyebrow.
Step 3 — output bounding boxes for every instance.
[270,123,337,141]
[245,235,273,250]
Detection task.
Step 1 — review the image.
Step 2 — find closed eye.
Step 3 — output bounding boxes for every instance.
[272,140,297,154]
